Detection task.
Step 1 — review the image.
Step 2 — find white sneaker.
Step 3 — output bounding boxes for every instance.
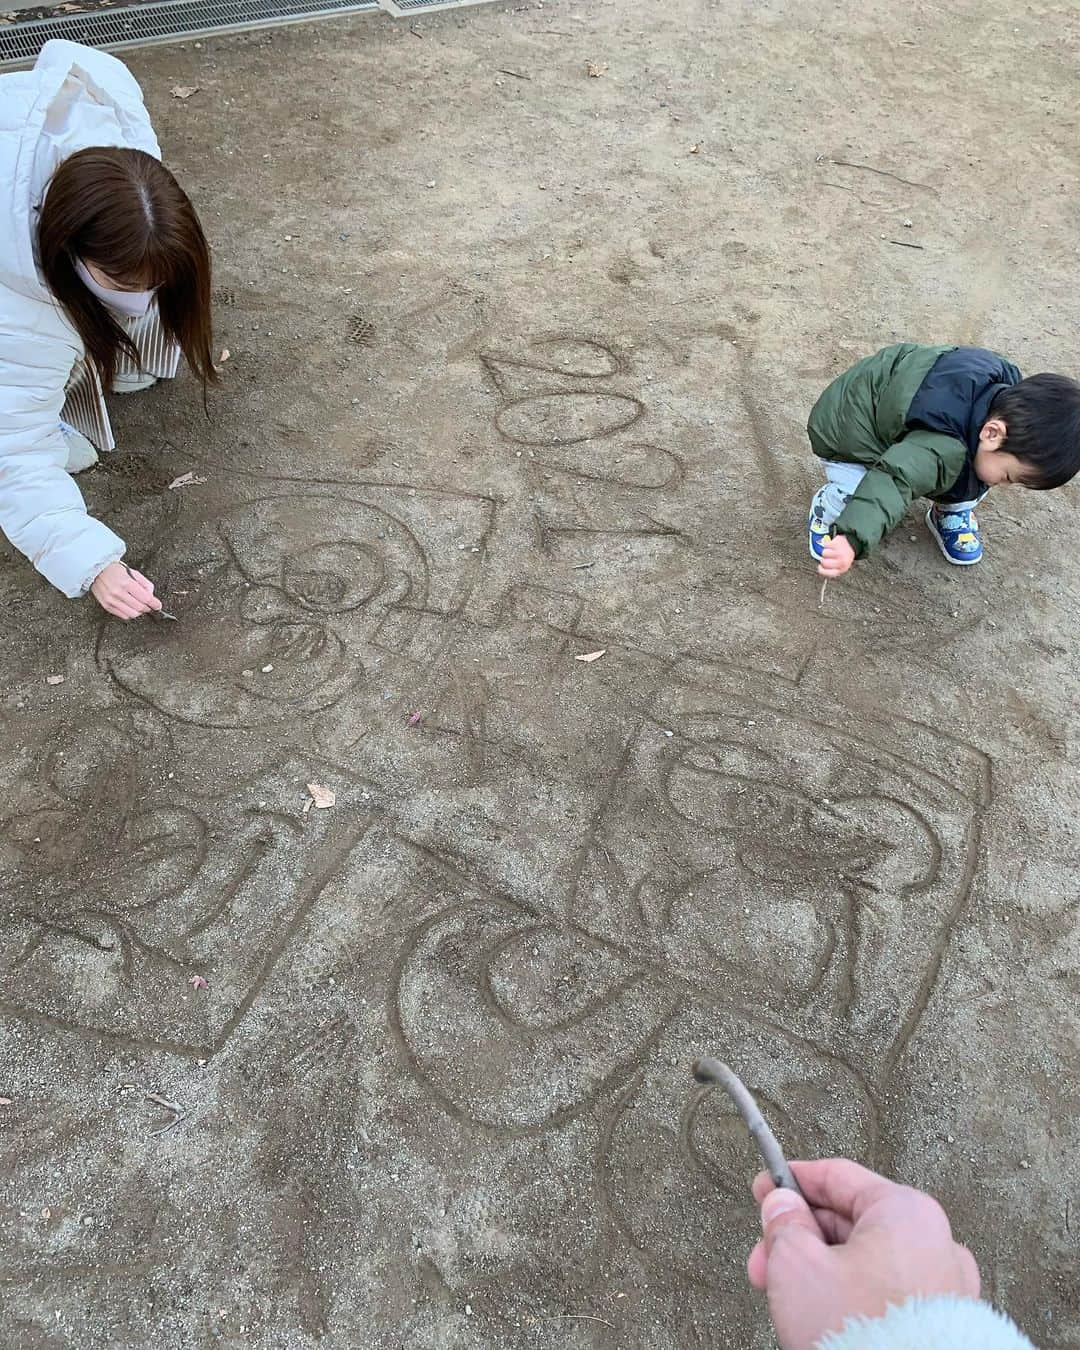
[59,420,98,473]
[111,370,158,395]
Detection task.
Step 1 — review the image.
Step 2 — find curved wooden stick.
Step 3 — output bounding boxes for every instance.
[692,1057,807,1199]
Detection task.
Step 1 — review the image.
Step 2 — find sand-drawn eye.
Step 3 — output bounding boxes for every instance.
[281,542,387,612]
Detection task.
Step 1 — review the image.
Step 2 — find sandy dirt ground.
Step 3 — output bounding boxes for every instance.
[1,1,1079,1345]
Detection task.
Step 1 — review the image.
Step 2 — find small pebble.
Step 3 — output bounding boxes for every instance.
[261,664,274,673]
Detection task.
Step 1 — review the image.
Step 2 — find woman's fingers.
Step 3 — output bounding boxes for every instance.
[124,568,163,609]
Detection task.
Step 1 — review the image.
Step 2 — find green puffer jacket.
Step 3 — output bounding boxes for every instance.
[807,342,1012,557]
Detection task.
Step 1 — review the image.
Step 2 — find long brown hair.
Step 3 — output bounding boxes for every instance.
[38,146,218,394]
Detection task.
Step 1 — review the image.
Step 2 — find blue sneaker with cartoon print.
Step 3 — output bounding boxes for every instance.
[808,502,831,561]
[926,505,982,565]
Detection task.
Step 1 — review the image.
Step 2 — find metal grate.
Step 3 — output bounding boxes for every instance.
[377,0,497,12]
[0,0,379,68]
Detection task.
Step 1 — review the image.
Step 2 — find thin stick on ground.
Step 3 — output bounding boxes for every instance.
[819,577,828,607]
[822,157,938,193]
[691,1058,806,1198]
[145,1091,187,1138]
[540,1314,616,1329]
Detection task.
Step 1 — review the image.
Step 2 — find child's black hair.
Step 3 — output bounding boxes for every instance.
[991,373,1080,489]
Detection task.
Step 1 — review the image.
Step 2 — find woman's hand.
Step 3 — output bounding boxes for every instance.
[817,534,855,578]
[748,1159,981,1350]
[91,561,163,619]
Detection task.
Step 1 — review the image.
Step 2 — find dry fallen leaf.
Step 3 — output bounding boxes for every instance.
[575,649,606,663]
[585,61,608,78]
[171,85,199,100]
[189,974,209,990]
[306,783,336,810]
[406,711,423,727]
[219,348,230,363]
[689,143,701,154]
[45,674,65,685]
[168,472,208,490]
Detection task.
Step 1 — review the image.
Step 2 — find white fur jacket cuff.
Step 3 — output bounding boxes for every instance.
[818,1295,1035,1349]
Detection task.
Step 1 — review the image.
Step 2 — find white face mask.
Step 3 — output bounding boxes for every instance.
[74,258,157,319]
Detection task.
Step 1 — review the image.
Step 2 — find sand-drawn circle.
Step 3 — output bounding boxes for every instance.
[532,441,683,489]
[523,337,622,377]
[282,542,386,613]
[495,392,645,447]
[98,495,428,729]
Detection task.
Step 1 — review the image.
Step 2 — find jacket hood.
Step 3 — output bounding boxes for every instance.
[0,40,160,305]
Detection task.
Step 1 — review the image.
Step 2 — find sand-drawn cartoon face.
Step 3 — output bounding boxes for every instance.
[570,680,985,1059]
[98,496,427,728]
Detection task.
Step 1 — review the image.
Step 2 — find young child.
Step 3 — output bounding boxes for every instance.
[807,343,1080,578]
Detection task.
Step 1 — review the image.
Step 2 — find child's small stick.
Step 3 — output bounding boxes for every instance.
[692,1057,807,1199]
[818,577,828,606]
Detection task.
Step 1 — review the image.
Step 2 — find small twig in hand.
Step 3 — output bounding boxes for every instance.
[819,577,828,607]
[692,1058,806,1198]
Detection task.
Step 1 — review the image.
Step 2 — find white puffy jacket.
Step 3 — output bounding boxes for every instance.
[819,1294,1037,1348]
[0,40,160,597]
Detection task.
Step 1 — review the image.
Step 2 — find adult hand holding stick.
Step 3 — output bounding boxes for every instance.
[748,1158,982,1350]
[690,1059,993,1350]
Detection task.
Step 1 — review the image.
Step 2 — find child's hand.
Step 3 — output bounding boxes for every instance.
[91,562,163,619]
[817,534,855,578]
